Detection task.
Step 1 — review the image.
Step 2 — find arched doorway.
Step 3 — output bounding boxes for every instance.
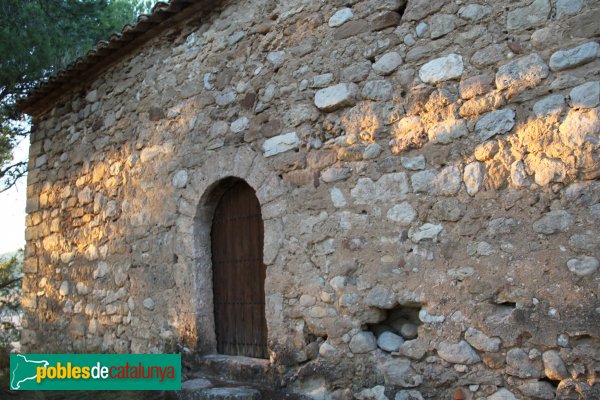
[211,180,268,359]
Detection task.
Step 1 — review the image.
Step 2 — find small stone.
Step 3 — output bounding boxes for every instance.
[542,350,569,380]
[557,334,569,347]
[431,199,466,222]
[75,282,90,296]
[567,256,599,276]
[378,332,405,352]
[397,339,427,359]
[381,359,423,387]
[311,73,334,89]
[458,4,492,21]
[477,241,495,256]
[322,167,352,183]
[263,132,301,157]
[215,90,236,106]
[356,386,387,400]
[400,323,418,340]
[570,81,600,109]
[437,340,480,364]
[387,202,417,225]
[487,388,517,400]
[395,390,424,400]
[409,223,443,243]
[94,262,109,279]
[314,83,359,111]
[427,119,467,144]
[549,42,600,71]
[366,286,397,309]
[533,94,566,116]
[85,90,98,103]
[349,331,377,353]
[330,187,346,208]
[419,54,464,84]
[319,342,337,358]
[415,22,428,38]
[507,0,551,31]
[230,116,250,133]
[532,210,573,234]
[181,378,212,390]
[172,170,188,188]
[227,31,245,45]
[78,187,93,205]
[429,14,456,39]
[362,80,394,101]
[401,155,425,170]
[447,267,475,280]
[465,328,501,352]
[475,109,515,141]
[464,161,484,196]
[363,143,383,160]
[556,0,585,17]
[328,8,353,27]
[59,281,70,296]
[373,52,403,76]
[404,34,416,46]
[506,348,542,378]
[266,50,286,67]
[143,297,155,311]
[495,53,549,90]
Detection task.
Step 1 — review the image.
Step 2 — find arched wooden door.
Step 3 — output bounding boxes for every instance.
[211,180,268,359]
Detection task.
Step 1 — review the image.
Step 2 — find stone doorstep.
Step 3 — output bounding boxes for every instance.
[176,375,309,400]
[191,354,276,388]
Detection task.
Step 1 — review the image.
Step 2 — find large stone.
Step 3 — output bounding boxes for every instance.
[195,387,261,399]
[419,54,464,84]
[263,132,301,157]
[386,202,417,225]
[333,20,370,40]
[351,172,409,204]
[381,359,423,387]
[559,108,600,147]
[570,82,600,109]
[431,199,466,222]
[458,4,492,21]
[378,332,404,352]
[437,340,480,364]
[314,83,358,111]
[373,52,403,76]
[542,350,569,380]
[266,50,286,67]
[506,348,542,378]
[567,256,599,277]
[427,119,467,144]
[349,331,377,353]
[429,14,456,39]
[475,109,515,141]
[362,80,394,101]
[372,11,401,31]
[532,210,573,234]
[356,386,388,400]
[366,286,397,309]
[172,170,188,188]
[401,155,425,170]
[495,53,549,90]
[557,0,584,17]
[465,328,501,352]
[411,166,461,196]
[459,74,493,100]
[549,42,600,71]
[533,94,565,116]
[517,380,555,400]
[506,0,550,31]
[328,8,353,27]
[397,339,427,360]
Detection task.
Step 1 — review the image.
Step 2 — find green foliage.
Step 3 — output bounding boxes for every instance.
[0,0,158,192]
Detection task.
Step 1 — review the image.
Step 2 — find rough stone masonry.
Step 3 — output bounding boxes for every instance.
[18,0,600,398]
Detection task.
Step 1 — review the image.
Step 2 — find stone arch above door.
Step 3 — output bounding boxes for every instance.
[173,146,288,355]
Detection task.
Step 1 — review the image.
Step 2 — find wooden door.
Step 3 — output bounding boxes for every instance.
[211,181,268,359]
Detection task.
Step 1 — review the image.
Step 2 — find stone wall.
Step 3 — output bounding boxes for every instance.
[21,0,600,398]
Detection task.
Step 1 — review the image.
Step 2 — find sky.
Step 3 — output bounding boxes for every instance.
[0,139,28,255]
